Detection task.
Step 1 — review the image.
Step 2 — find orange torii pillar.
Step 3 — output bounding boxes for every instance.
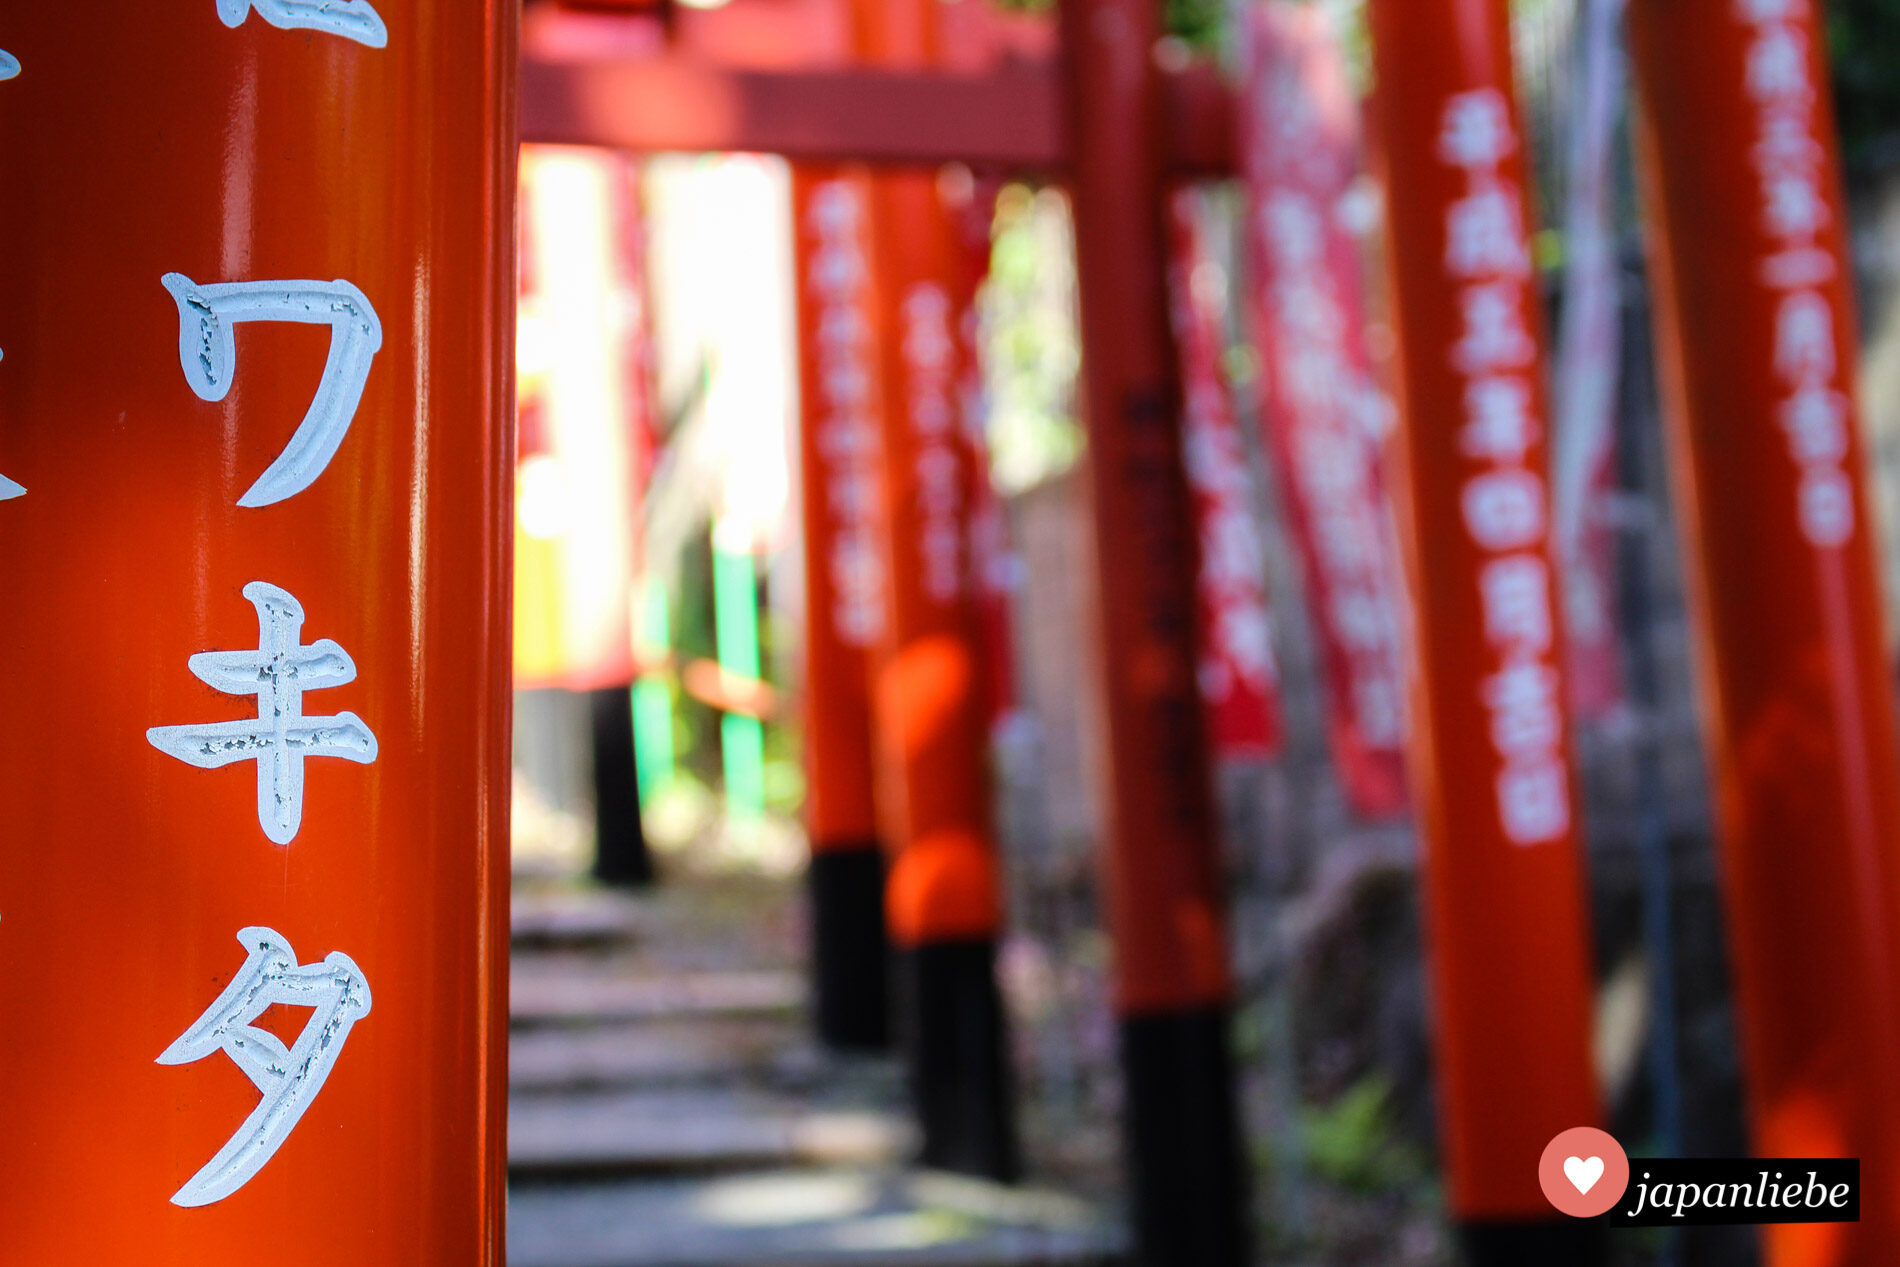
[1630,2,1900,1260]
[1365,1,1602,1262]
[1059,0,1248,1261]
[791,163,893,1052]
[854,0,1019,1181]
[0,4,512,1263]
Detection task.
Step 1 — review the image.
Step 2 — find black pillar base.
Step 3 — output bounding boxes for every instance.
[589,685,653,887]
[1119,1007,1250,1267]
[809,844,890,1051]
[897,939,1020,1182]
[1459,1218,1605,1267]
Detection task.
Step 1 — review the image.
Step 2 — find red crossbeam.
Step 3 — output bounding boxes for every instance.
[519,52,1236,174]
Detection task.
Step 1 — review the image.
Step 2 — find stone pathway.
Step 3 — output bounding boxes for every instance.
[506,880,1125,1266]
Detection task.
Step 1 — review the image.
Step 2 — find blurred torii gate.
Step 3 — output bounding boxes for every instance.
[519,1,1251,1260]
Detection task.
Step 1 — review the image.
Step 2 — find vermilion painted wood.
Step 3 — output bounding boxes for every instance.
[1365,0,1599,1222]
[854,0,1001,948]
[517,48,1237,176]
[0,6,514,1262]
[791,162,887,855]
[1630,2,1900,1259]
[1060,0,1229,1017]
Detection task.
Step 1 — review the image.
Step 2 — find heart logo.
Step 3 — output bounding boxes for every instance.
[1564,1155,1605,1195]
[1541,1127,1628,1216]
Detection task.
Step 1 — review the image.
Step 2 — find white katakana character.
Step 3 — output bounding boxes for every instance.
[217,0,386,47]
[147,582,377,845]
[161,274,382,508]
[159,926,371,1206]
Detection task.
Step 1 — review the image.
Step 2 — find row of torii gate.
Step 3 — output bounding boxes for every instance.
[522,0,1895,1263]
[0,0,1890,1265]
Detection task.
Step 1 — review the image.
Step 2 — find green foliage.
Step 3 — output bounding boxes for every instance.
[1297,1076,1430,1192]
[1165,0,1226,49]
[982,0,1225,49]
[1829,0,1900,166]
[980,185,1086,493]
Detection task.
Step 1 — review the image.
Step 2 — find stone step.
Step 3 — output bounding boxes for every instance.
[510,1018,820,1092]
[507,1167,1124,1267]
[513,889,650,950]
[509,1088,913,1177]
[512,966,806,1027]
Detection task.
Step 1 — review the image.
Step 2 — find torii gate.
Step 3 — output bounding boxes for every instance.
[0,0,1889,1265]
[523,0,1250,1257]
[518,0,1599,1262]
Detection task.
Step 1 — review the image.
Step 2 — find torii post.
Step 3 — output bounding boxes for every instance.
[0,1,513,1260]
[1630,0,1900,1259]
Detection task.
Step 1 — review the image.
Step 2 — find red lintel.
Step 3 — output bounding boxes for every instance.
[519,52,1236,175]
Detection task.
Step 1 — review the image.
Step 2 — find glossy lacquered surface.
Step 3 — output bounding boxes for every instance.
[1367,0,1599,1220]
[0,6,514,1261]
[1631,2,1900,1260]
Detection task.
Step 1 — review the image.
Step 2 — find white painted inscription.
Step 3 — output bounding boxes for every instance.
[216,0,388,48]
[147,581,377,845]
[161,273,382,507]
[159,926,372,1207]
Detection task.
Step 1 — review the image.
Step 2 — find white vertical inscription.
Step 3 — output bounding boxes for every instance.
[161,274,382,507]
[159,927,373,1206]
[146,581,378,844]
[215,0,388,48]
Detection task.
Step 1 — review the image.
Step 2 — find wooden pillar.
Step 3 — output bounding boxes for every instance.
[0,2,514,1258]
[1629,2,1900,1260]
[852,0,1019,1181]
[1364,1,1602,1260]
[791,163,892,1051]
[1058,0,1248,1260]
